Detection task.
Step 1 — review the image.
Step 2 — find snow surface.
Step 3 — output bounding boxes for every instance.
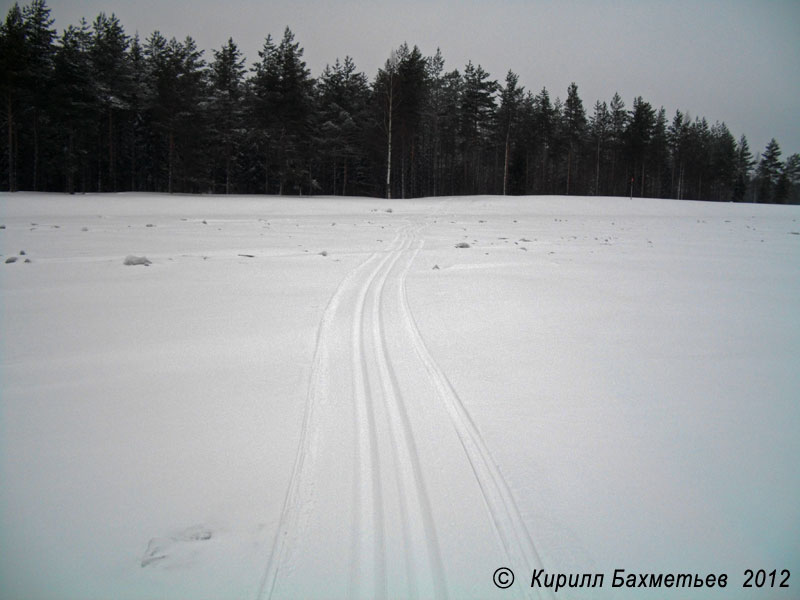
[1,193,798,600]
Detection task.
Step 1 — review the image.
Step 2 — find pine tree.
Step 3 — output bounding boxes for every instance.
[668,110,689,199]
[780,153,800,204]
[563,82,586,195]
[91,13,130,190]
[608,93,627,195]
[377,49,399,199]
[755,138,781,203]
[626,96,655,197]
[531,87,555,194]
[250,28,314,194]
[732,135,754,202]
[317,56,369,195]
[424,55,460,196]
[0,3,27,191]
[21,0,55,189]
[91,12,130,191]
[209,38,245,193]
[126,33,151,191]
[52,20,95,193]
[459,61,497,194]
[589,100,609,195]
[497,70,523,195]
[396,44,428,198]
[650,108,670,197]
[708,121,736,201]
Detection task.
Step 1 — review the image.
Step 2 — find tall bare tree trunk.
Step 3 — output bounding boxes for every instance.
[33,109,39,191]
[503,126,510,196]
[401,140,406,199]
[595,140,601,195]
[168,131,174,193]
[108,109,115,191]
[6,94,15,192]
[386,86,392,199]
[265,153,269,194]
[566,147,572,195]
[640,162,645,197]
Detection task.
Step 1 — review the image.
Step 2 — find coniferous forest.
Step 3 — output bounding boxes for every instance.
[2,1,799,202]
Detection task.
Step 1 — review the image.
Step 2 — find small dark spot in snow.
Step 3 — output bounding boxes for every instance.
[124,255,151,266]
[24,258,31,263]
[432,264,439,270]
[146,224,154,228]
[789,232,799,235]
[238,254,255,258]
[82,227,88,232]
[202,220,207,224]
[455,242,470,248]
[19,250,25,255]
[5,256,18,264]
[386,208,393,213]
[0,224,5,229]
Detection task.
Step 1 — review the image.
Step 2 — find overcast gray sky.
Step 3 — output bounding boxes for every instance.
[9,0,800,158]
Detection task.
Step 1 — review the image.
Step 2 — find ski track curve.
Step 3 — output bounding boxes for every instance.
[258,212,549,600]
[397,229,552,600]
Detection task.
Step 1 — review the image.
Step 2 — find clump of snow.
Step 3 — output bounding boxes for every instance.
[123,255,151,266]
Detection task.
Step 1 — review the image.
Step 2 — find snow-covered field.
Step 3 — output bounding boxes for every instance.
[1,193,798,600]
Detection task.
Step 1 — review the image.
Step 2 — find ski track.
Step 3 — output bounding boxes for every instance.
[258,212,549,600]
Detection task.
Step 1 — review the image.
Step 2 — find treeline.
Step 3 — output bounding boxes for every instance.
[2,1,799,202]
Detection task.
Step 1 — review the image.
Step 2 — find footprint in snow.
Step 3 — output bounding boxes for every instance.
[141,525,213,568]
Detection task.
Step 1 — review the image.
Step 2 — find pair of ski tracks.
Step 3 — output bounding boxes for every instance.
[257,217,550,600]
